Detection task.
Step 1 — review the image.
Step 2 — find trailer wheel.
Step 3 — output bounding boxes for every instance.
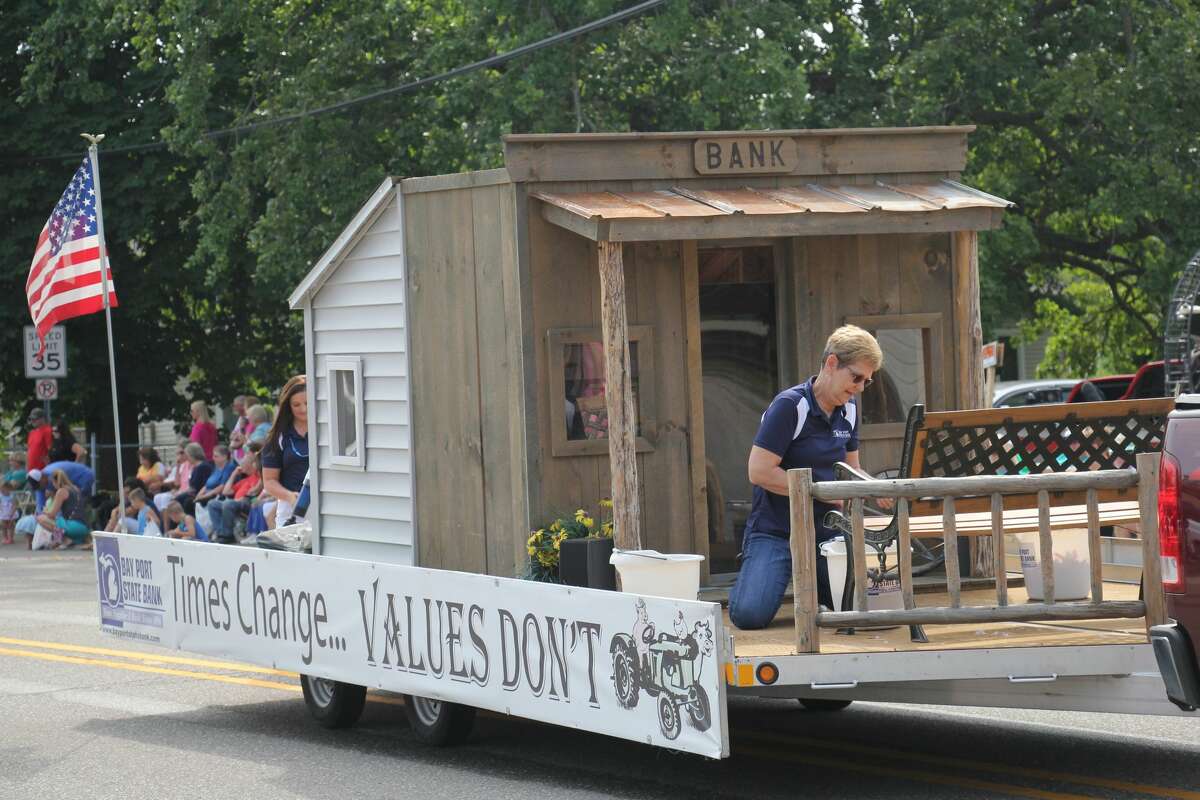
[657,695,682,740]
[403,695,476,746]
[797,697,853,712]
[300,675,367,728]
[686,684,711,732]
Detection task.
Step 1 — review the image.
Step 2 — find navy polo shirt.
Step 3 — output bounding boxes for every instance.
[261,427,310,492]
[744,378,859,539]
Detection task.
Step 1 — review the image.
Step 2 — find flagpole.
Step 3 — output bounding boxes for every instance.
[81,133,126,518]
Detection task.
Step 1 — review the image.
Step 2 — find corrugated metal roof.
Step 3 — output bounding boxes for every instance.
[532,180,1010,221]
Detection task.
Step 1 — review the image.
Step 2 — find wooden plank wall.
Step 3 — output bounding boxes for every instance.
[527,209,696,556]
[794,230,955,474]
[406,182,528,576]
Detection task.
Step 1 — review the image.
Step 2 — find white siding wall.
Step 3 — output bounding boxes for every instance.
[311,192,414,565]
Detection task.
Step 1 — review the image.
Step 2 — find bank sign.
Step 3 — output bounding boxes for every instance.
[94,534,729,758]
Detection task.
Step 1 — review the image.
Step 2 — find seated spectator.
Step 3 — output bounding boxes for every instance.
[172,443,214,514]
[245,404,272,445]
[48,421,87,464]
[164,501,208,542]
[208,453,263,544]
[136,447,167,494]
[189,400,219,460]
[4,453,27,489]
[104,488,163,536]
[193,444,233,530]
[154,441,193,512]
[261,375,308,527]
[228,395,249,462]
[32,470,90,550]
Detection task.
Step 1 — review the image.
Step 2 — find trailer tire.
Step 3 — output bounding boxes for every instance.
[797,698,853,712]
[403,695,476,747]
[300,675,367,728]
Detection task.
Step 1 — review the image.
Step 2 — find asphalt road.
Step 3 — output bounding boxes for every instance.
[3,546,1200,800]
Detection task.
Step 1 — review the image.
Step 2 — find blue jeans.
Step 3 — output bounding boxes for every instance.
[728,530,834,630]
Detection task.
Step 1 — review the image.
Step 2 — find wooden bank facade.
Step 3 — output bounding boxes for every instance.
[290,127,1010,584]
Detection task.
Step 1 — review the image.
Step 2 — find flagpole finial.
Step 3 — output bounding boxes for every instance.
[80,133,106,145]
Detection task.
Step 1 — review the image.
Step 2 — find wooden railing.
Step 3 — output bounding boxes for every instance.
[787,453,1167,654]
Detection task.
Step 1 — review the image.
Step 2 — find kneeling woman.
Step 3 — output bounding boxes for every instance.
[729,325,885,630]
[165,500,208,542]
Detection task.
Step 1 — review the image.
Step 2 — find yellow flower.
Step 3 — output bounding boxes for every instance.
[550,520,562,532]
[599,498,613,509]
[527,546,536,556]
[583,517,594,529]
[553,539,561,550]
[574,509,586,522]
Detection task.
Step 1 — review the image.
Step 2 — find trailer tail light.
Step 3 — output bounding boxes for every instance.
[1159,452,1185,593]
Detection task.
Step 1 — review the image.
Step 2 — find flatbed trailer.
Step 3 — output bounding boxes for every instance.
[92,456,1190,760]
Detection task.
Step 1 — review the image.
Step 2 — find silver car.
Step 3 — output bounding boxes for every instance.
[992,378,1079,408]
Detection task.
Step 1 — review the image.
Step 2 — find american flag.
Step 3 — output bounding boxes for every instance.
[26,155,118,349]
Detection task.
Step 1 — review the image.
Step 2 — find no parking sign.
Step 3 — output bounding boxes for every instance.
[35,378,58,401]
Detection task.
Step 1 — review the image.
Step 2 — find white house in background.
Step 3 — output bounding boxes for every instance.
[288,178,416,566]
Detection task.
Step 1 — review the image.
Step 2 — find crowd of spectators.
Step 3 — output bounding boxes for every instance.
[5,375,309,551]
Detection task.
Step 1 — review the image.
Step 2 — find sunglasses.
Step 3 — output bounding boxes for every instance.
[840,362,874,389]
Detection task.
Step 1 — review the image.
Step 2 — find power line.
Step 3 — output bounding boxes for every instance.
[13,0,667,163]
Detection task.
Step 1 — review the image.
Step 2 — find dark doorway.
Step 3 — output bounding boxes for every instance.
[698,246,779,577]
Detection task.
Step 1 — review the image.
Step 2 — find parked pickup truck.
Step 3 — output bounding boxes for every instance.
[1152,393,1200,709]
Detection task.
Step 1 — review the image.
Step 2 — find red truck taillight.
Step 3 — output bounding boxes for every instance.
[1159,453,1185,592]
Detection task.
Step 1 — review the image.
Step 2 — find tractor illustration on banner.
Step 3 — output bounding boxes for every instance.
[609,599,714,740]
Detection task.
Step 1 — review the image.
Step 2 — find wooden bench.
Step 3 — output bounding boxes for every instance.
[824,397,1172,641]
[789,457,1169,654]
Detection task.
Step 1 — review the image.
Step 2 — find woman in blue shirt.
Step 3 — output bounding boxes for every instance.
[260,375,309,527]
[729,325,884,630]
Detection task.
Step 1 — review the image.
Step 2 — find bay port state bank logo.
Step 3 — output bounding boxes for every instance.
[96,536,166,634]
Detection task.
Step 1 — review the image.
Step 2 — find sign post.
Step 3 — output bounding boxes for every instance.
[981,340,1005,407]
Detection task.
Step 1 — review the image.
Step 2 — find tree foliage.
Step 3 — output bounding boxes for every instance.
[3,0,1198,449]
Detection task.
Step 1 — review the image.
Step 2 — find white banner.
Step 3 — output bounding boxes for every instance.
[93,534,729,758]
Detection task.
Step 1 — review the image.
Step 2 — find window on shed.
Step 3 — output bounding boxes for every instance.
[844,313,945,434]
[327,357,365,468]
[547,326,657,457]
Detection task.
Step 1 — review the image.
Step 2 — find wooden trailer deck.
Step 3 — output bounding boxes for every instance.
[728,580,1146,658]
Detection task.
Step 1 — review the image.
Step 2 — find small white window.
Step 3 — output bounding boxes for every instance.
[327,357,365,469]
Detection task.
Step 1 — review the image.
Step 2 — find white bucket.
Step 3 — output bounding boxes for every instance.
[609,550,704,601]
[1017,530,1091,601]
[820,539,905,627]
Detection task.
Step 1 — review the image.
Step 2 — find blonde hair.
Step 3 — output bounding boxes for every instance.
[822,325,883,371]
[190,400,211,423]
[247,404,270,425]
[165,501,184,518]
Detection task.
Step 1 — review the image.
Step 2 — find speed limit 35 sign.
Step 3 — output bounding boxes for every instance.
[24,325,67,378]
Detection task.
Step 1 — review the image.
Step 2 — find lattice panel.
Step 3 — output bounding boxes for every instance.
[919,412,1167,478]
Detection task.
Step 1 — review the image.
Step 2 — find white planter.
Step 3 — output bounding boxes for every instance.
[609,549,704,601]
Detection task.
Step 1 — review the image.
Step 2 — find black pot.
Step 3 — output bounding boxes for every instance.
[558,537,616,590]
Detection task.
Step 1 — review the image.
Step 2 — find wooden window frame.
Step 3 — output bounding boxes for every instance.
[844,313,945,441]
[327,356,366,469]
[547,326,657,458]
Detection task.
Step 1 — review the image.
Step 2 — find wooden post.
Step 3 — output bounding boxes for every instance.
[597,240,642,551]
[789,468,820,654]
[943,496,961,607]
[1138,453,1167,631]
[955,230,992,579]
[1087,488,1103,603]
[991,493,1007,606]
[1038,489,1055,605]
[898,498,915,611]
[851,499,868,612]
